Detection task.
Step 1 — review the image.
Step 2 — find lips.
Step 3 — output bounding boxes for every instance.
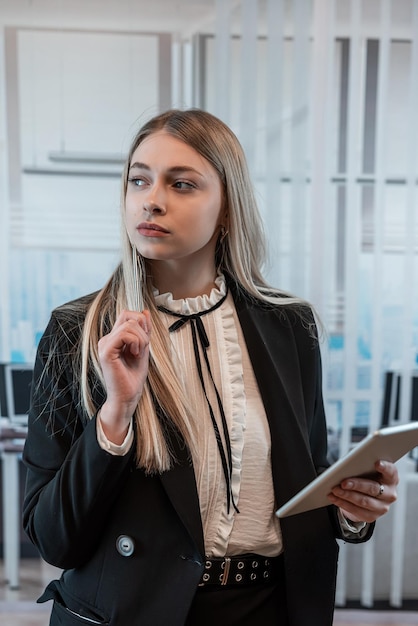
[137,222,170,236]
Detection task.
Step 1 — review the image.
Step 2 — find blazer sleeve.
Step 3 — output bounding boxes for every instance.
[22,310,135,570]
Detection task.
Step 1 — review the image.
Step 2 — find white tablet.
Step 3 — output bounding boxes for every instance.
[276,421,418,518]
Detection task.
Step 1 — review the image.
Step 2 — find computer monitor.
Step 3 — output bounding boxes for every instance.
[381,370,418,427]
[412,375,418,422]
[0,363,33,425]
[381,371,400,426]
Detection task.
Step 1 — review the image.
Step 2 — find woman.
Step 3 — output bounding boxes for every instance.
[23,109,398,626]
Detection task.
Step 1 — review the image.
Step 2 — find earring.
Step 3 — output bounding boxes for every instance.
[220,226,229,242]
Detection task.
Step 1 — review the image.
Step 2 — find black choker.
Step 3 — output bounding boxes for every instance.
[158,290,239,515]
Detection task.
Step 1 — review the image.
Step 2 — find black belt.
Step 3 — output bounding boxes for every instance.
[198,553,284,587]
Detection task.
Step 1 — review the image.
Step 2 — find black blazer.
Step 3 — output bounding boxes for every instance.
[23,285,373,626]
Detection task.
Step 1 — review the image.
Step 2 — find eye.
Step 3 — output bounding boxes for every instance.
[173,180,196,190]
[127,177,148,187]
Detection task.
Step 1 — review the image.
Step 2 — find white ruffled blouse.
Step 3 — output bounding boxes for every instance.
[97,276,366,546]
[155,275,283,558]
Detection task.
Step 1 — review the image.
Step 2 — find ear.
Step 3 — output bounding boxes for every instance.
[220,203,229,231]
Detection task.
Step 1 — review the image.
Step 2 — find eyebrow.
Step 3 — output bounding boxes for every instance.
[129,162,204,177]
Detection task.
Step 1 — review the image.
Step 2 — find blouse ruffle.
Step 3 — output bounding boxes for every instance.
[155,274,246,554]
[155,274,282,558]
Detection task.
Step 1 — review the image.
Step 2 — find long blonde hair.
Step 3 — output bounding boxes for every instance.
[80,109,307,473]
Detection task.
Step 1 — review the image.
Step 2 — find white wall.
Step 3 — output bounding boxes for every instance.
[0,22,172,361]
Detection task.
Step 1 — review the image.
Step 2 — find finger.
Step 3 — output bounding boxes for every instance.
[127,333,150,359]
[334,477,396,503]
[99,324,149,360]
[328,490,390,523]
[337,478,379,499]
[330,476,397,511]
[113,310,151,334]
[339,463,399,496]
[114,312,151,347]
[141,309,152,335]
[124,311,151,357]
[120,325,150,359]
[375,460,399,486]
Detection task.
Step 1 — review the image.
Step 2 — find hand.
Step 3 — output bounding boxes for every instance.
[327,460,399,524]
[97,309,151,443]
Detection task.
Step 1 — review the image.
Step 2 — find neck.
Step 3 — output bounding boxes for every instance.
[151,261,218,299]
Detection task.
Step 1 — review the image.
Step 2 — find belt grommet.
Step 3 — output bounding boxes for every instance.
[203,573,210,582]
[263,570,269,578]
[250,572,257,580]
[205,560,212,569]
[238,561,244,569]
[235,573,242,582]
[252,560,259,568]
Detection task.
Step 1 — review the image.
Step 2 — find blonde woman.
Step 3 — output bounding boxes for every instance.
[23,109,398,626]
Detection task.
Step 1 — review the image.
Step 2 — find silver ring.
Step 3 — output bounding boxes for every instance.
[378,483,384,497]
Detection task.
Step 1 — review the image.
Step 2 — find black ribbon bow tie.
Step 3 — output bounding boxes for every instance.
[158,290,239,514]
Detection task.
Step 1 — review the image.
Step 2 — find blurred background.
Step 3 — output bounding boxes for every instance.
[0,0,417,620]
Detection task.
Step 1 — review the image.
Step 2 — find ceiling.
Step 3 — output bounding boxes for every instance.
[0,0,223,38]
[2,1,413,42]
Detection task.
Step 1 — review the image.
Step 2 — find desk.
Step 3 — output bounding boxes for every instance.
[0,425,27,589]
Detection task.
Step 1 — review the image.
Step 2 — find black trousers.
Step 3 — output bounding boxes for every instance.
[185,569,289,625]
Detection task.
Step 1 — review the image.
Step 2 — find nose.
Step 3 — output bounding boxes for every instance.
[143,182,166,215]
[143,199,166,215]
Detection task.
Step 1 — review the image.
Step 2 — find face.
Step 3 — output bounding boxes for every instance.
[125,131,224,274]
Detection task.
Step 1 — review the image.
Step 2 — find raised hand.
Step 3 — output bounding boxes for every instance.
[97,309,151,443]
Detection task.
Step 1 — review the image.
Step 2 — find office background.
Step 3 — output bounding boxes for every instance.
[0,0,417,609]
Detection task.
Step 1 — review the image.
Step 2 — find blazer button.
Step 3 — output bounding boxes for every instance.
[116,535,135,557]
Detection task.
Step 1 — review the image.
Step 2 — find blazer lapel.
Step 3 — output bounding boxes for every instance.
[233,291,317,505]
